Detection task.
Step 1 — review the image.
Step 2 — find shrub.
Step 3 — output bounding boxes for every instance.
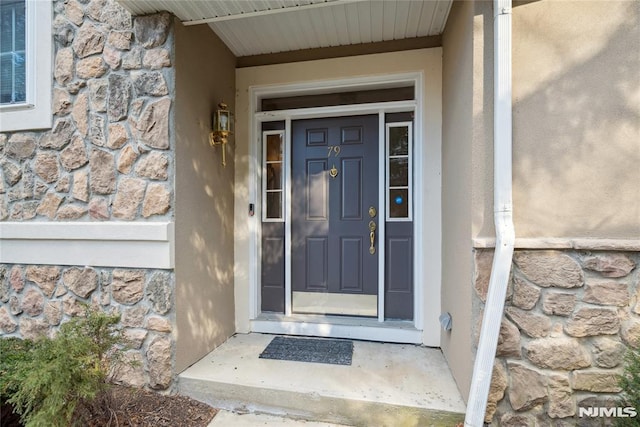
[0,337,34,397]
[0,337,35,426]
[4,308,126,427]
[616,345,640,427]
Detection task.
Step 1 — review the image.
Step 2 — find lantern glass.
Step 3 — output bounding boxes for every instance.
[211,102,234,144]
[213,108,234,134]
[220,110,229,132]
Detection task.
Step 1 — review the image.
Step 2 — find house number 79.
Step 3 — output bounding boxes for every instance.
[327,145,341,157]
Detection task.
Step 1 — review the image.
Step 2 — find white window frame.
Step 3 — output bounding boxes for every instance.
[0,0,52,132]
[262,129,286,222]
[385,121,413,222]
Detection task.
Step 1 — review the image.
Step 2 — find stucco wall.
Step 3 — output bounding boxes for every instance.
[473,0,640,240]
[234,49,443,345]
[441,0,476,402]
[442,0,640,405]
[511,0,640,239]
[173,20,236,373]
[461,1,640,422]
[471,1,495,241]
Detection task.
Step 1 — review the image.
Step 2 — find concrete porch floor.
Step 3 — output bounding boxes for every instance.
[178,333,466,426]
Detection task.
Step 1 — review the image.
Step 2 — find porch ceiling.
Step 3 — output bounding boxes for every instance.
[116,0,452,57]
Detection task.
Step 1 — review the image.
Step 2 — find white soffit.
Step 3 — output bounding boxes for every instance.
[116,0,452,57]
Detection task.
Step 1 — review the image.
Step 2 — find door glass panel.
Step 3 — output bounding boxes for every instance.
[389,189,409,218]
[266,163,282,190]
[389,127,409,156]
[389,158,408,187]
[266,192,282,219]
[386,122,412,220]
[263,130,285,221]
[261,86,414,111]
[266,134,283,161]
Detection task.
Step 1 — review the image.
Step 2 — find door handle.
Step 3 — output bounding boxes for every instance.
[369,220,376,255]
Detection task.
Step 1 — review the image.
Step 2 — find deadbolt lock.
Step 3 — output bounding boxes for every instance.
[368,206,377,218]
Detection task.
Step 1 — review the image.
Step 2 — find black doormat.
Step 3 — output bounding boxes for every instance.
[259,336,353,365]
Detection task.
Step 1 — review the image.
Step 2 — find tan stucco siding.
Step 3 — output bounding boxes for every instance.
[471,1,496,240]
[174,20,237,373]
[510,0,640,239]
[446,0,640,405]
[441,0,476,402]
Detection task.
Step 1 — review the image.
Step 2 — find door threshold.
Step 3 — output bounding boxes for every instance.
[251,313,423,344]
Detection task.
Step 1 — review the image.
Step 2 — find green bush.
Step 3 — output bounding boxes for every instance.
[0,337,34,397]
[3,308,126,427]
[616,346,640,427]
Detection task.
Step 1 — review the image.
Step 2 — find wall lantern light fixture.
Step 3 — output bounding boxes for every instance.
[209,102,234,166]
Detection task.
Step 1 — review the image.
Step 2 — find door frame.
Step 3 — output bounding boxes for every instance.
[246,72,438,344]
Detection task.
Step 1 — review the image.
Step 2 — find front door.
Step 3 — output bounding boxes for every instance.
[291,115,379,316]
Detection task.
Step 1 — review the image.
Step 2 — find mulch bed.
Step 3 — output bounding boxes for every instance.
[1,386,217,427]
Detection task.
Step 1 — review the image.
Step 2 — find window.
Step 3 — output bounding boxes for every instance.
[262,130,285,221]
[1,1,26,104]
[386,122,412,220]
[260,86,415,111]
[0,0,52,132]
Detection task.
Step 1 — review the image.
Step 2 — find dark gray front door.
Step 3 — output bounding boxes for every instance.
[291,115,379,316]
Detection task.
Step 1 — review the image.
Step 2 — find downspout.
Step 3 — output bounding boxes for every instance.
[464,0,515,426]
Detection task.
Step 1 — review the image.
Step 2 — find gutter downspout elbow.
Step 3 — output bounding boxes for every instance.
[464,1,515,425]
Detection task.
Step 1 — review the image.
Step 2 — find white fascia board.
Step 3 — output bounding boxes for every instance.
[0,222,175,269]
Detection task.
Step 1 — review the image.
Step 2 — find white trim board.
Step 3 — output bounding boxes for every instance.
[473,237,640,251]
[0,222,175,269]
[252,314,422,344]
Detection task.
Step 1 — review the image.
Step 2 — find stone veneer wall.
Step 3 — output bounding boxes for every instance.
[474,249,640,425]
[0,265,174,390]
[1,0,173,221]
[0,0,177,391]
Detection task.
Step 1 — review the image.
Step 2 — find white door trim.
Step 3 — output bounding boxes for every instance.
[377,112,386,322]
[284,118,293,316]
[248,72,430,341]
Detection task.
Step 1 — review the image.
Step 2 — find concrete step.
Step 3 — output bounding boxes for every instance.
[179,333,466,427]
[208,410,352,427]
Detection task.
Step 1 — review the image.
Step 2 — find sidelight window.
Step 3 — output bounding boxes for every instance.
[262,130,285,221]
[386,122,412,220]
